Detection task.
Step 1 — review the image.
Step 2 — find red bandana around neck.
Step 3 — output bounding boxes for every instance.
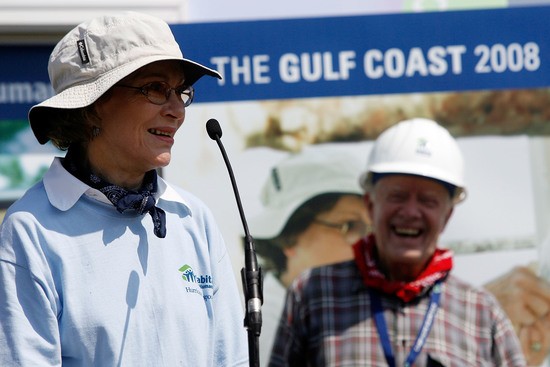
[353,234,453,302]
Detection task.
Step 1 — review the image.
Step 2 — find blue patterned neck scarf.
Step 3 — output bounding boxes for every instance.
[63,148,167,238]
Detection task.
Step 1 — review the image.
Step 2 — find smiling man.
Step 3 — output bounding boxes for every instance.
[269,118,526,367]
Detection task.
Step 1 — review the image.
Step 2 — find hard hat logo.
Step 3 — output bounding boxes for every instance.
[359,118,467,204]
[415,138,432,156]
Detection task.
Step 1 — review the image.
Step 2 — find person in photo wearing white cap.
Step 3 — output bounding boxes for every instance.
[269,118,526,366]
[0,12,248,367]
[248,145,370,366]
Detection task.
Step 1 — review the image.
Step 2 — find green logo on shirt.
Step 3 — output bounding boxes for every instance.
[178,264,213,289]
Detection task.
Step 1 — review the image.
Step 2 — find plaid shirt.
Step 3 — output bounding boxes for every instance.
[268,260,526,367]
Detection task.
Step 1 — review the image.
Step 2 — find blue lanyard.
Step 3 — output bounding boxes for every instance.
[369,281,442,367]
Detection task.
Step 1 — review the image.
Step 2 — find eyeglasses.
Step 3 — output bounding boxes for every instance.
[313,218,370,244]
[115,81,195,107]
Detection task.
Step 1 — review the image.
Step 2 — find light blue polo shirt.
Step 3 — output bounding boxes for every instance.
[0,158,248,366]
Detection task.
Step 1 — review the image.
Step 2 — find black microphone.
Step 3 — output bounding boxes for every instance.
[206,118,223,140]
[206,118,263,367]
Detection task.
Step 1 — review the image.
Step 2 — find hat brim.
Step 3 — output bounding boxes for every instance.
[360,166,467,204]
[29,55,221,145]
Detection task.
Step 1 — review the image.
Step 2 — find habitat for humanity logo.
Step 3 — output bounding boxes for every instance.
[415,137,432,156]
[178,264,213,289]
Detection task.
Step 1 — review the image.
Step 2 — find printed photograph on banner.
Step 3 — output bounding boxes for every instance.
[0,119,59,207]
[169,88,550,366]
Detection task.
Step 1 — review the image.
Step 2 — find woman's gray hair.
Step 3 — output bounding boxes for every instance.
[42,102,102,150]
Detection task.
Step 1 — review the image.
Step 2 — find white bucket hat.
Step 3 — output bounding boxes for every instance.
[29,11,221,144]
[249,145,366,239]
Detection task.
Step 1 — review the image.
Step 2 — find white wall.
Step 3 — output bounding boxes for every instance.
[0,0,188,26]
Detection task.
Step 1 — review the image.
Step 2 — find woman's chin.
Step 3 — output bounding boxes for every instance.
[154,153,172,168]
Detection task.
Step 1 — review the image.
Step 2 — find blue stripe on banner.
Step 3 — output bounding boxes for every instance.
[0,45,53,119]
[176,6,550,103]
[0,6,549,118]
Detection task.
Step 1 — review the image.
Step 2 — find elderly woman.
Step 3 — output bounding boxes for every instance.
[0,12,248,366]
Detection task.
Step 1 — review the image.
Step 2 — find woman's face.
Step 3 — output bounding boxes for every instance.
[88,60,186,187]
[282,194,369,286]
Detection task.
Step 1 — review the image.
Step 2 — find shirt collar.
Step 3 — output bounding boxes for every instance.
[43,157,190,212]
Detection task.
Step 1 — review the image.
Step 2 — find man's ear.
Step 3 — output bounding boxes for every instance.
[364,192,374,220]
[441,206,454,232]
[282,246,296,258]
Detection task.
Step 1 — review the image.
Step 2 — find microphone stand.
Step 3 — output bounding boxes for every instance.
[207,120,263,367]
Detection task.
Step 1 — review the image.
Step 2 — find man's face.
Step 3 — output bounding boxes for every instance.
[365,174,454,281]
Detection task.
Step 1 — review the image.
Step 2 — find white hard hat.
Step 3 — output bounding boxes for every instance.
[359,118,466,203]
